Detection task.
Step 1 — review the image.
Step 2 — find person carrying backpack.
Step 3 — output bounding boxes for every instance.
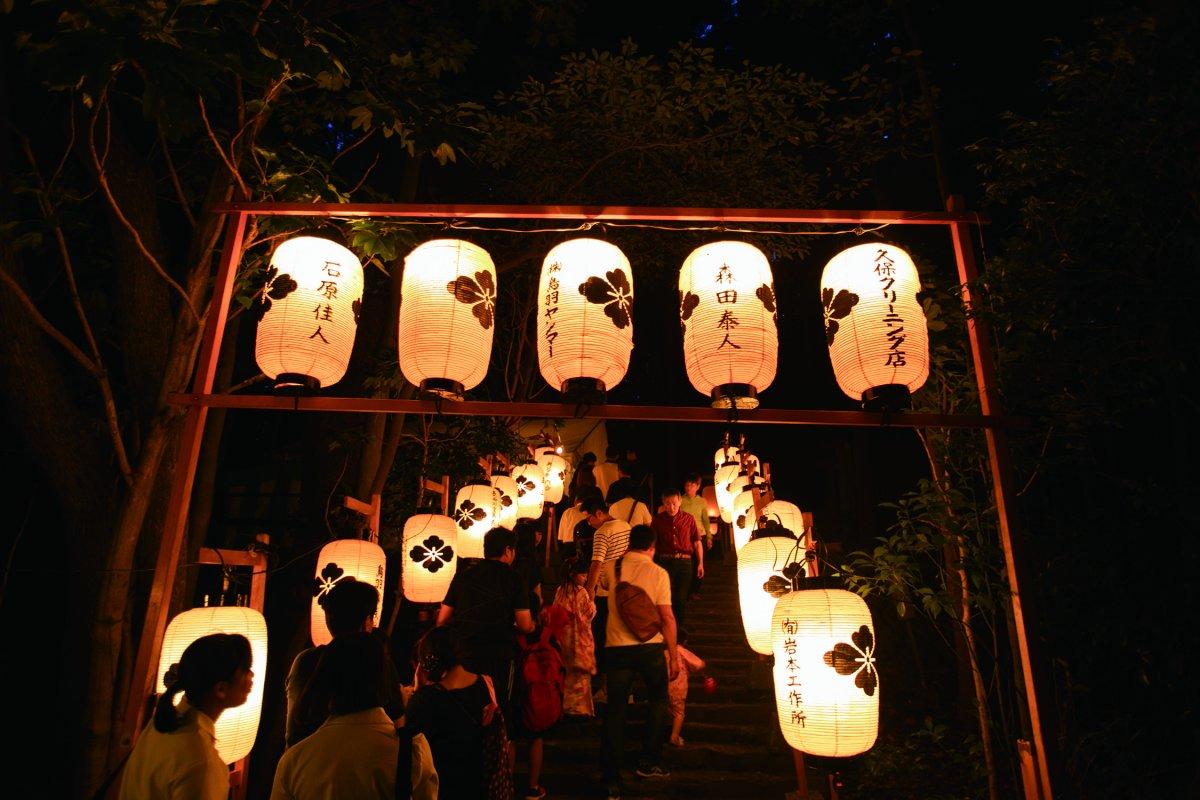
[512,604,570,799]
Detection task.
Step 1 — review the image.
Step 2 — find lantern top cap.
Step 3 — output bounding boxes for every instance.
[273,234,357,259]
[543,237,626,256]
[405,238,493,258]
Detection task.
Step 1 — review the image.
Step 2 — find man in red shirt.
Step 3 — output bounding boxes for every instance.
[651,488,704,626]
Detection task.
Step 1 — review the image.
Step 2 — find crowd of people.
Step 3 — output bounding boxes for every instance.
[121,445,717,800]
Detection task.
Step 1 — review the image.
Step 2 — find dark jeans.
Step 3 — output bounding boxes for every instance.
[657,556,693,627]
[592,595,610,676]
[602,643,669,785]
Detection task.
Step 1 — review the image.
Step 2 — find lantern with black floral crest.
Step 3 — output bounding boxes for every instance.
[490,474,520,530]
[452,482,499,559]
[679,241,778,409]
[310,539,386,645]
[398,239,497,400]
[737,532,805,655]
[820,242,929,410]
[402,513,457,603]
[538,239,634,403]
[255,236,364,391]
[510,463,546,520]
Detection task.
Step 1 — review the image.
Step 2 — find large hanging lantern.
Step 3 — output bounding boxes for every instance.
[398,239,497,399]
[772,588,879,757]
[255,236,364,391]
[402,514,457,603]
[679,241,778,409]
[159,606,268,763]
[511,463,546,520]
[490,475,520,531]
[731,488,764,554]
[713,445,740,471]
[736,534,806,654]
[537,452,569,504]
[758,500,806,540]
[453,484,498,559]
[714,463,743,524]
[821,243,929,408]
[311,540,386,645]
[538,239,634,401]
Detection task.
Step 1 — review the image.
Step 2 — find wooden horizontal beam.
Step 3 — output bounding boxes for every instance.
[168,393,1023,430]
[197,547,266,568]
[211,202,987,226]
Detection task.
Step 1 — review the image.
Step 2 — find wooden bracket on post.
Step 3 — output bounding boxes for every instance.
[419,475,451,515]
[802,512,818,578]
[343,494,382,544]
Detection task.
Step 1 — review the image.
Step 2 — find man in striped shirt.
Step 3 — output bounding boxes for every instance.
[582,497,633,679]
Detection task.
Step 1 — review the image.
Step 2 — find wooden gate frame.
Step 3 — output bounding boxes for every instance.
[115,198,1052,799]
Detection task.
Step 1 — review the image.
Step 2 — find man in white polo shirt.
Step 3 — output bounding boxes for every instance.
[599,524,678,798]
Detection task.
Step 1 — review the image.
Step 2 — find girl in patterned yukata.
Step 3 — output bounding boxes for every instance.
[552,557,596,716]
[668,627,706,746]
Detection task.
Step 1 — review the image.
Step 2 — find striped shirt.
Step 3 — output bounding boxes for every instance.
[590,520,632,596]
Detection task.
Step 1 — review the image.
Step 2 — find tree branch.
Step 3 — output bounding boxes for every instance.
[158,127,196,227]
[0,267,97,375]
[197,92,251,200]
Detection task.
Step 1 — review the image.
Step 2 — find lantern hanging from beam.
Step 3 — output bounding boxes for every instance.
[820,242,929,409]
[723,470,766,530]
[537,451,569,505]
[511,463,546,520]
[255,236,364,391]
[398,239,497,399]
[772,588,879,756]
[737,534,806,655]
[679,241,778,409]
[731,488,762,554]
[490,475,520,530]
[758,499,806,540]
[453,484,499,559]
[310,539,386,646]
[402,514,457,603]
[713,444,740,471]
[538,238,634,402]
[714,463,743,524]
[158,606,268,763]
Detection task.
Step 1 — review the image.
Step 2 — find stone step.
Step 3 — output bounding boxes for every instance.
[553,716,780,746]
[521,762,798,799]
[543,735,795,775]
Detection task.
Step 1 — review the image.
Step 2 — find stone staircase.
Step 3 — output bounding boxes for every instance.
[521,559,806,799]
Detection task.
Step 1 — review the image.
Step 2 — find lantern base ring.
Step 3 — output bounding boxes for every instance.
[711,383,759,409]
[275,373,320,394]
[861,384,912,412]
[562,377,607,405]
[420,378,465,401]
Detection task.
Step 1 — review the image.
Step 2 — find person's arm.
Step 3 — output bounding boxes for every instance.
[691,516,705,579]
[410,732,440,800]
[268,755,295,800]
[659,604,679,681]
[435,604,453,626]
[586,525,609,595]
[514,608,535,633]
[586,560,602,596]
[699,503,712,541]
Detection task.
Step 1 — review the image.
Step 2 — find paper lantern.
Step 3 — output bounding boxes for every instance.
[772,588,879,757]
[713,445,740,471]
[402,514,457,603]
[758,500,806,540]
[714,464,743,524]
[821,243,929,407]
[310,540,386,646]
[511,463,546,519]
[537,452,569,504]
[737,535,806,654]
[255,236,364,391]
[679,241,778,408]
[398,239,496,399]
[731,489,762,554]
[453,484,499,559]
[158,606,268,763]
[490,475,520,530]
[538,239,634,399]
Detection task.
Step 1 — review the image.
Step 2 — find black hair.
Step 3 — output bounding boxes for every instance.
[514,520,539,559]
[605,445,621,460]
[300,632,387,716]
[483,527,517,559]
[661,487,682,500]
[617,459,633,477]
[154,633,252,733]
[417,626,465,684]
[575,485,603,506]
[580,496,608,515]
[684,472,702,486]
[322,578,380,638]
[579,451,597,465]
[629,524,656,551]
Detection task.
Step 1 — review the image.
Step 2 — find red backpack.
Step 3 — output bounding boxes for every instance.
[517,609,567,733]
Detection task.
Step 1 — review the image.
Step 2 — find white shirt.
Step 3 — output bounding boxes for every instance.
[558,504,587,542]
[120,701,229,800]
[604,550,671,647]
[609,497,652,527]
[590,520,632,596]
[270,708,438,800]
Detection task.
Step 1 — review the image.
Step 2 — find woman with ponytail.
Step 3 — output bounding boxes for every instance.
[120,633,253,800]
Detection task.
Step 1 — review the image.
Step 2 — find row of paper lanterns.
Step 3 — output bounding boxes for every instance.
[254,236,929,407]
[717,442,879,758]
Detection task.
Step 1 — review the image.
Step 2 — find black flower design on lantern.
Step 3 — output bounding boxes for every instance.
[579,269,633,329]
[756,283,778,324]
[496,490,514,509]
[313,562,346,605]
[446,271,496,329]
[762,561,807,597]
[822,287,859,347]
[514,474,536,497]
[409,535,454,573]
[756,512,795,538]
[454,498,488,530]
[823,624,878,696]
[253,266,299,320]
[679,290,700,335]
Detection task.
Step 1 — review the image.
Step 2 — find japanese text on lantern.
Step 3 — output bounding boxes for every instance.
[544,260,560,357]
[781,616,806,727]
[875,249,906,367]
[310,260,341,345]
[715,262,741,350]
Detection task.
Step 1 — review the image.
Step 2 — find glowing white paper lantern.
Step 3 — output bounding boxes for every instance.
[714,464,743,524]
[758,500,806,540]
[158,606,268,763]
[255,236,364,391]
[402,514,457,603]
[713,445,740,471]
[398,239,496,399]
[311,539,386,646]
[538,239,634,399]
[680,241,778,408]
[772,588,879,757]
[490,475,520,530]
[821,243,929,406]
[731,489,761,554]
[453,484,499,559]
[537,452,569,504]
[737,535,806,654]
[511,463,546,520]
